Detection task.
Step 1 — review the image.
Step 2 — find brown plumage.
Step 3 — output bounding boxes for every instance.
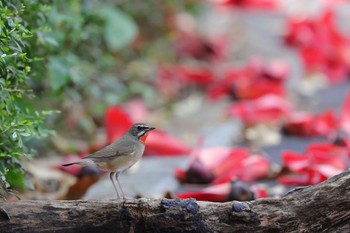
[62,123,155,199]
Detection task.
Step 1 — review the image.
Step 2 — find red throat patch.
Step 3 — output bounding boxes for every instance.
[139,132,150,144]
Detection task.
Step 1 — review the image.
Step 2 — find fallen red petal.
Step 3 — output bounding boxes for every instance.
[228,94,291,124]
[144,130,192,156]
[104,106,133,143]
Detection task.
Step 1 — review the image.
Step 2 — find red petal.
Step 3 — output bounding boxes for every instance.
[177,147,236,184]
[299,46,325,70]
[175,183,230,202]
[262,59,289,82]
[238,155,270,182]
[212,148,249,184]
[179,66,215,86]
[284,111,337,137]
[310,110,338,137]
[340,92,350,136]
[174,168,186,182]
[212,0,279,10]
[284,19,318,47]
[311,165,343,179]
[278,174,309,186]
[306,143,346,170]
[251,185,269,198]
[104,106,133,143]
[283,112,314,136]
[194,147,233,170]
[307,169,329,185]
[207,57,288,101]
[175,192,227,202]
[321,10,350,84]
[144,130,192,156]
[286,10,350,84]
[281,151,308,173]
[206,84,229,101]
[234,81,285,100]
[228,94,291,124]
[183,159,215,184]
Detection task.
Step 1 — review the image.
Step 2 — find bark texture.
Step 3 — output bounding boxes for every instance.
[1,170,350,233]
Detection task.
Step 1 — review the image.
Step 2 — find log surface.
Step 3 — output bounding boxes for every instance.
[1,171,350,233]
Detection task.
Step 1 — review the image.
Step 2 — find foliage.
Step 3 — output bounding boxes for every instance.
[0,0,52,191]
[0,0,198,192]
[29,0,200,148]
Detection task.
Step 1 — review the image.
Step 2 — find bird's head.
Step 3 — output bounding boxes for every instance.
[129,123,155,143]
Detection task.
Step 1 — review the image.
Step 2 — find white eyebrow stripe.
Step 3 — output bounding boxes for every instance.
[137,130,146,138]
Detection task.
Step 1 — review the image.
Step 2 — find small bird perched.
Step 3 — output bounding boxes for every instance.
[62,123,155,199]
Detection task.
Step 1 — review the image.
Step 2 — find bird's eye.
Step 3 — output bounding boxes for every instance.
[137,126,142,131]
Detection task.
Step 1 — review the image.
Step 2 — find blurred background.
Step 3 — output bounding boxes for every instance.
[1,0,350,201]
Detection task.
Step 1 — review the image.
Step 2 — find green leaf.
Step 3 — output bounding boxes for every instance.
[7,19,15,28]
[43,36,58,47]
[20,132,30,137]
[0,0,52,191]
[5,168,25,190]
[99,6,138,51]
[12,132,17,140]
[48,56,70,91]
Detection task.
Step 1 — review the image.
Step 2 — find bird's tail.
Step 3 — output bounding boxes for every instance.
[62,162,79,167]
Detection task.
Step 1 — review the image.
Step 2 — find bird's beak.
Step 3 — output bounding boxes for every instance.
[148,127,156,131]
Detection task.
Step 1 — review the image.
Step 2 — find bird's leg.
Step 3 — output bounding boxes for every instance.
[109,172,120,199]
[115,172,126,200]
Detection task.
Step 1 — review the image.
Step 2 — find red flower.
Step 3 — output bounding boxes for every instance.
[178,65,215,86]
[285,10,350,84]
[104,106,133,143]
[283,110,338,137]
[340,92,350,136]
[176,147,270,184]
[157,65,215,98]
[175,147,233,184]
[207,57,288,101]
[227,94,291,124]
[279,143,347,186]
[210,0,279,10]
[213,150,270,184]
[284,19,320,48]
[174,31,227,61]
[144,130,192,156]
[284,92,350,137]
[175,183,231,202]
[175,181,268,202]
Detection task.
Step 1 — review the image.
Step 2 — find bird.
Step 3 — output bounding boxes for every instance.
[62,123,155,199]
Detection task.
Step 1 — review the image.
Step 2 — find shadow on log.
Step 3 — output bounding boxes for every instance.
[1,170,350,233]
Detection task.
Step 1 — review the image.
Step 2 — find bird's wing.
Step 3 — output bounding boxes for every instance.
[83,140,134,160]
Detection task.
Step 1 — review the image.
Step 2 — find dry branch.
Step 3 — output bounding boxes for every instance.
[1,170,350,233]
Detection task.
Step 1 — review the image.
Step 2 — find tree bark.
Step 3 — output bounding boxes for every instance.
[1,170,350,233]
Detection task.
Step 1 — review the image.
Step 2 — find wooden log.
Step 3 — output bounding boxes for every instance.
[1,170,350,233]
